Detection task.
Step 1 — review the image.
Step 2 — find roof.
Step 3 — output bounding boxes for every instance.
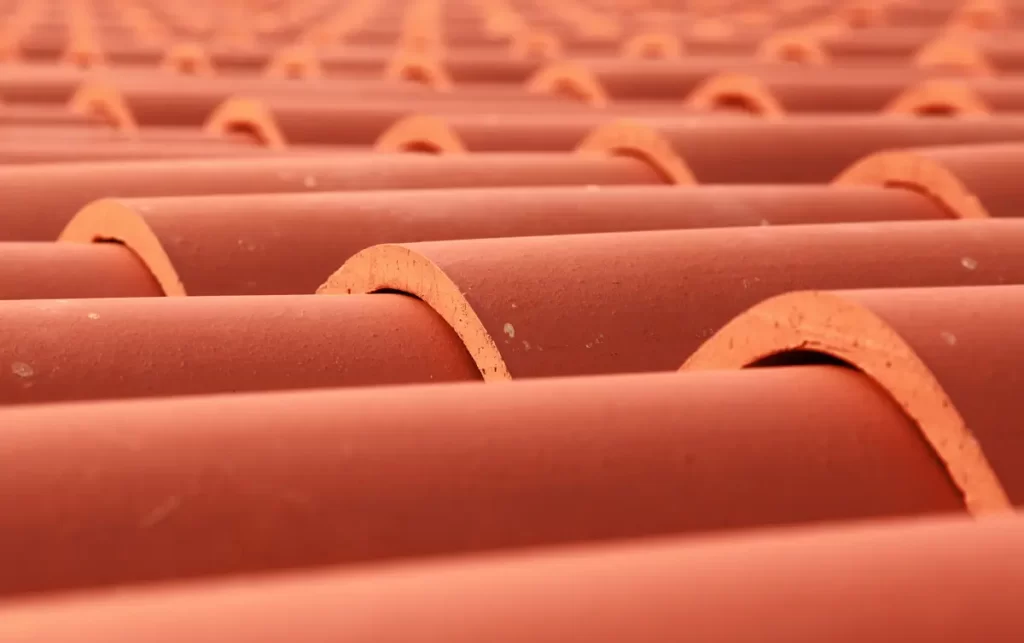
[0,0,1021,639]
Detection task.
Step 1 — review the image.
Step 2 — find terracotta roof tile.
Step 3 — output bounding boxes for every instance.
[0,154,660,240]
[2,512,1018,642]
[0,294,481,405]
[578,116,1024,183]
[0,365,974,596]
[684,284,1024,513]
[323,221,1024,379]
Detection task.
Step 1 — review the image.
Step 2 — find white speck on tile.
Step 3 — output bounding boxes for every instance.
[10,362,33,378]
[940,331,957,346]
[139,496,182,528]
[522,340,531,351]
[503,323,515,338]
[961,257,978,271]
[87,313,100,320]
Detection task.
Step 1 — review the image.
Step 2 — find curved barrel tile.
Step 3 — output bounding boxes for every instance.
[578,116,1024,183]
[0,366,965,595]
[837,143,1024,218]
[0,510,1020,640]
[684,285,1024,513]
[322,220,1024,380]
[0,153,662,241]
[0,294,480,405]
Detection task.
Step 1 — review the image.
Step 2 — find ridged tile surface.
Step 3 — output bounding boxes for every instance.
[1,0,1023,638]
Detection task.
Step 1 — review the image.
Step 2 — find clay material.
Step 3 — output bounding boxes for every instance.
[757,31,831,65]
[0,64,87,103]
[161,42,217,76]
[761,28,937,66]
[836,143,1024,218]
[0,294,480,405]
[0,154,662,241]
[686,70,919,116]
[0,135,290,166]
[0,242,161,299]
[69,75,434,130]
[263,45,396,79]
[684,285,1024,514]
[264,45,328,79]
[59,185,945,296]
[947,0,1009,31]
[375,113,608,153]
[914,38,995,76]
[385,51,455,90]
[412,49,545,84]
[525,58,774,106]
[577,116,1024,183]
[204,94,586,148]
[508,28,563,59]
[0,365,967,595]
[321,220,1024,381]
[916,34,1024,74]
[887,78,1024,115]
[1,513,1018,642]
[620,32,685,59]
[0,103,103,127]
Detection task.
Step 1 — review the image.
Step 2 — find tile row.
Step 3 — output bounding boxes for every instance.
[0,284,1021,598]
